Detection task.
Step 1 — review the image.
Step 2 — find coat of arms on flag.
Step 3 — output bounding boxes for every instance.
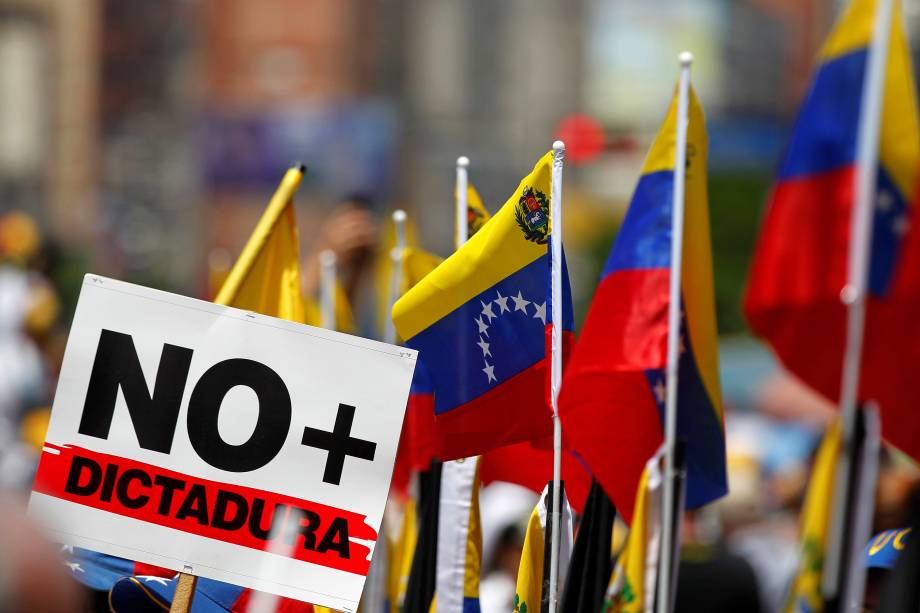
[515,187,550,244]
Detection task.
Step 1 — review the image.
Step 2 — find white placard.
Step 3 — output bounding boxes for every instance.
[29,275,416,611]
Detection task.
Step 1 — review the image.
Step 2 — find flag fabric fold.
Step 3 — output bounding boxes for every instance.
[393,152,574,460]
[559,84,726,522]
[744,0,920,460]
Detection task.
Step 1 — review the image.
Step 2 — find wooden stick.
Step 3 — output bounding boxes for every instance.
[170,572,198,612]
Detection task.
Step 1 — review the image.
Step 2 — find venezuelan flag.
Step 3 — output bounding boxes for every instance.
[559,84,726,522]
[783,421,841,613]
[392,152,574,460]
[744,0,920,459]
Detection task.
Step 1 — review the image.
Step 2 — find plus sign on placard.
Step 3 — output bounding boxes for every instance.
[301,404,377,485]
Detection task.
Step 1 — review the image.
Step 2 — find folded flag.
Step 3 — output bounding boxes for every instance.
[513,481,575,613]
[602,449,665,613]
[393,152,574,460]
[63,547,173,592]
[744,0,920,459]
[559,82,726,521]
[109,574,314,612]
[783,420,841,613]
[435,458,483,613]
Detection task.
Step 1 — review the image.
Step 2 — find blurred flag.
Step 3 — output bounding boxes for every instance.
[404,463,442,613]
[513,482,575,613]
[783,420,841,613]
[559,83,726,522]
[465,183,491,238]
[435,458,483,613]
[393,152,574,459]
[744,0,920,459]
[388,500,419,609]
[63,547,173,593]
[109,574,314,612]
[215,165,308,321]
[560,480,618,612]
[602,449,665,613]
[479,442,592,513]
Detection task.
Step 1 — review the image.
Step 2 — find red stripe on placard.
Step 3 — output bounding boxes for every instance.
[33,444,375,575]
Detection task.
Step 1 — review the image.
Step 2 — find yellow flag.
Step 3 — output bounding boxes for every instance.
[214,165,307,322]
[783,420,842,613]
[464,183,491,238]
[514,502,545,613]
[388,499,419,608]
[603,449,664,613]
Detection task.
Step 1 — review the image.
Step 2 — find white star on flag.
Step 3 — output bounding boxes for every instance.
[475,316,489,336]
[533,302,547,325]
[893,215,910,236]
[512,291,530,313]
[64,562,83,573]
[481,300,496,322]
[483,362,497,383]
[141,576,171,586]
[494,291,510,314]
[477,337,491,358]
[60,545,74,554]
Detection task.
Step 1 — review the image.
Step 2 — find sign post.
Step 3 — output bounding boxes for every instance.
[30,275,417,612]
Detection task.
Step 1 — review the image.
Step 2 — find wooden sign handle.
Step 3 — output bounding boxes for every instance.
[170,572,198,612]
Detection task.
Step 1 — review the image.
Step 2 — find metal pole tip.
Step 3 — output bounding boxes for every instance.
[457,156,470,168]
[679,51,694,67]
[392,209,407,224]
[319,249,336,267]
[552,140,566,153]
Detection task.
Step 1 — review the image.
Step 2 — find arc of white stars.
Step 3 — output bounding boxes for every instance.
[475,315,489,336]
[477,337,491,358]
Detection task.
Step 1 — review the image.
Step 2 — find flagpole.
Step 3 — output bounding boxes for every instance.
[548,139,566,613]
[385,210,408,345]
[456,156,470,250]
[320,249,337,330]
[657,51,693,613]
[822,0,895,604]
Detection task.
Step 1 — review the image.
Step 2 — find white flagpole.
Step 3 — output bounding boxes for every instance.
[319,249,337,330]
[456,156,470,250]
[385,210,408,345]
[822,0,894,604]
[657,51,693,613]
[548,139,566,613]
